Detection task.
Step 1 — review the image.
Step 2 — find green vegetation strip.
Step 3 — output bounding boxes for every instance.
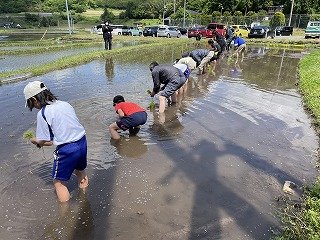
[0,39,190,83]
[274,49,320,239]
[275,178,320,240]
[299,49,320,126]
[0,42,103,55]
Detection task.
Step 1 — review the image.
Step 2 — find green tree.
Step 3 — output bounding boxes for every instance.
[170,7,192,20]
[100,8,115,22]
[270,11,285,27]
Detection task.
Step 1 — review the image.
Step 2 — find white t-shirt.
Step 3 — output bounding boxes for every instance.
[177,57,197,70]
[173,63,188,73]
[36,100,85,146]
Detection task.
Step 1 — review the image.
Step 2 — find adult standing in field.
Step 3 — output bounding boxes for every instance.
[148,62,187,113]
[97,21,113,50]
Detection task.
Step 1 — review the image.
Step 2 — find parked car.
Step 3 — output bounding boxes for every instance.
[121,26,142,36]
[143,26,159,37]
[157,26,181,38]
[121,25,130,35]
[187,26,207,38]
[275,26,293,36]
[305,21,320,39]
[206,22,226,38]
[110,25,124,35]
[129,26,143,36]
[178,27,187,35]
[248,26,271,38]
[231,25,250,37]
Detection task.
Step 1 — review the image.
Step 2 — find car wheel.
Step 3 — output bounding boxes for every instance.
[118,32,121,35]
[239,33,242,37]
[129,32,132,36]
[139,32,142,36]
[167,33,170,38]
[177,33,181,38]
[152,33,156,37]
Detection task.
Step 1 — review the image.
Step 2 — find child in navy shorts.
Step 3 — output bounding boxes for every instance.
[24,81,88,202]
[109,95,147,140]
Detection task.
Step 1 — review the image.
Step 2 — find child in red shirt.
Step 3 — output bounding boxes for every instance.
[109,95,147,139]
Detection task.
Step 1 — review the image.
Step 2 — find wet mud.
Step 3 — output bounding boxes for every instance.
[0,46,318,240]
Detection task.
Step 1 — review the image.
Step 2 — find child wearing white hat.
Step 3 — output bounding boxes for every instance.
[24,81,88,202]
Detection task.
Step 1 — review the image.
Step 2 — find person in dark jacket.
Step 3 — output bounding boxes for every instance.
[225,26,234,51]
[188,49,216,74]
[213,29,226,52]
[97,21,113,50]
[148,62,187,113]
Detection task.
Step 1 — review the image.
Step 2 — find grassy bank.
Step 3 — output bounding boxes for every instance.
[274,49,320,239]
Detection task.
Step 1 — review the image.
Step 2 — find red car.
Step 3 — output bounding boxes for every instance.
[205,22,226,38]
[187,26,207,38]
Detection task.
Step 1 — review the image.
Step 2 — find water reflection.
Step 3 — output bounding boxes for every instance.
[110,137,148,158]
[105,57,115,81]
[42,191,94,240]
[150,108,184,139]
[229,61,243,78]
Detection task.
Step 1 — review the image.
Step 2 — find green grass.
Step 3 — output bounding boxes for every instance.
[299,49,320,125]
[274,178,320,240]
[274,49,320,240]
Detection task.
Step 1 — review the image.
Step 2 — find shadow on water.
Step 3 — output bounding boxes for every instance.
[0,45,318,239]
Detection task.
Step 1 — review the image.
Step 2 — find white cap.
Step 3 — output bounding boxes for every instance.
[23,81,47,101]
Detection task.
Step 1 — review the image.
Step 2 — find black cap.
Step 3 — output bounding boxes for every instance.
[113,95,125,106]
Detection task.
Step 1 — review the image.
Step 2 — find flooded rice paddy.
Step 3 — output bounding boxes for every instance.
[0,41,139,72]
[0,45,318,240]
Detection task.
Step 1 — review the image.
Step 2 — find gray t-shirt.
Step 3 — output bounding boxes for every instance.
[151,65,181,93]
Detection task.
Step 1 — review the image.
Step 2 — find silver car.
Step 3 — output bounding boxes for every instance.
[157,26,181,38]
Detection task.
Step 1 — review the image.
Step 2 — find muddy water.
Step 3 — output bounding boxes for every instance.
[0,46,318,240]
[0,42,137,72]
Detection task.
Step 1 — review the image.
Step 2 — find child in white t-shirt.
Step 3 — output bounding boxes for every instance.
[24,81,88,202]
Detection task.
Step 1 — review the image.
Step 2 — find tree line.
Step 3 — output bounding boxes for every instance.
[1,0,319,20]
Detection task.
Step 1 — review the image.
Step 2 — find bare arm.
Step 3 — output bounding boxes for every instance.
[117,109,125,117]
[31,138,53,148]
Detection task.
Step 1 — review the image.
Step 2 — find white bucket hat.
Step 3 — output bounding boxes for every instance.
[23,81,47,104]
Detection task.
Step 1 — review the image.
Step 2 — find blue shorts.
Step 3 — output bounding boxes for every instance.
[116,111,147,130]
[183,67,191,79]
[52,135,87,181]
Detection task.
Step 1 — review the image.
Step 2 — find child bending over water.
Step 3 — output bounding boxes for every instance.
[109,95,147,140]
[24,81,88,202]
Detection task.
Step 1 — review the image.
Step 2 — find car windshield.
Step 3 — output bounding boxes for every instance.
[159,28,166,30]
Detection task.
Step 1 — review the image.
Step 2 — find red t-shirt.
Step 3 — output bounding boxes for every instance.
[115,102,145,116]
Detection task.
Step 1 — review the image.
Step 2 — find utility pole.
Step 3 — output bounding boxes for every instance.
[183,0,186,28]
[288,0,294,26]
[65,0,72,35]
[174,0,176,13]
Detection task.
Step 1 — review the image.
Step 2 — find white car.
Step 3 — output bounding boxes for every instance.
[157,26,181,38]
[110,25,124,35]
